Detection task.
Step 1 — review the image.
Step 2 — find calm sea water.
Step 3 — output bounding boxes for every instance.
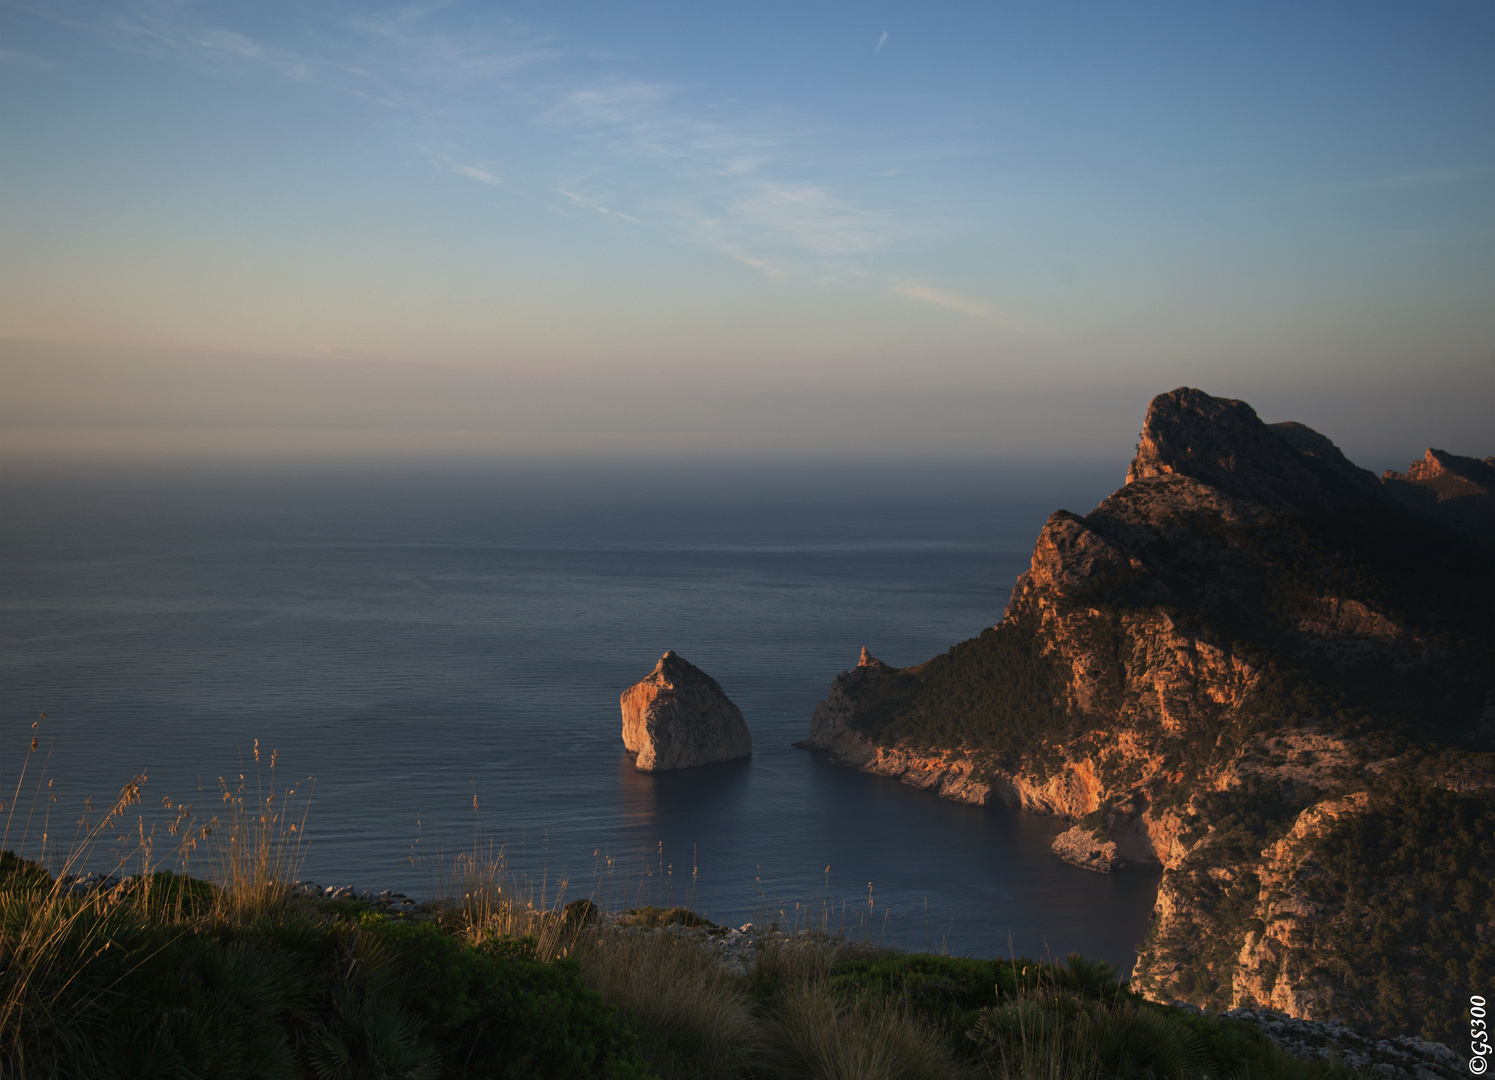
[0,461,1160,970]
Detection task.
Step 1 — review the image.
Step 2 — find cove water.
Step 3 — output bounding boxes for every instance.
[0,461,1160,970]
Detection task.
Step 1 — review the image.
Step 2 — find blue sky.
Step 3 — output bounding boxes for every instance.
[1,1,1490,466]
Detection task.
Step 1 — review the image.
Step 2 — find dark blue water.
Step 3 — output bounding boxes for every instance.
[0,461,1160,969]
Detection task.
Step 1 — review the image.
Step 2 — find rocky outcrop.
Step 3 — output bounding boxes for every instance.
[798,646,890,760]
[621,652,751,772]
[1220,1007,1466,1079]
[1382,447,1495,545]
[800,387,1494,1046]
[799,648,1110,813]
[1124,389,1383,513]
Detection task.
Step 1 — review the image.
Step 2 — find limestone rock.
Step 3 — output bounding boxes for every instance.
[1382,447,1495,545]
[799,386,1494,1039]
[1124,387,1382,513]
[621,652,751,772]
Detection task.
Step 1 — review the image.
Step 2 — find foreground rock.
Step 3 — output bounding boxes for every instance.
[1218,1007,1465,1079]
[799,387,1493,1046]
[621,651,752,771]
[293,881,424,915]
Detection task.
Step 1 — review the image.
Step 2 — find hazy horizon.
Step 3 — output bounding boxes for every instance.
[2,2,1491,467]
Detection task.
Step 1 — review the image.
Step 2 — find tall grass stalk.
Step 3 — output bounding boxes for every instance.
[0,771,153,1073]
[412,801,580,961]
[207,740,312,918]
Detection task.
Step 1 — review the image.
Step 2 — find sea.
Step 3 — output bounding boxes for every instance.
[0,460,1161,970]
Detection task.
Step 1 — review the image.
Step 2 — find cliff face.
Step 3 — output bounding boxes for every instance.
[802,388,1495,1045]
[622,651,752,771]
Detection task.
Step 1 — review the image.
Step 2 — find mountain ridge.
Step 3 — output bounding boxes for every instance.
[800,386,1494,1044]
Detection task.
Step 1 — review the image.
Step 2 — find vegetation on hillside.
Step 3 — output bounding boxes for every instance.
[844,616,1070,768]
[3,853,1382,1080]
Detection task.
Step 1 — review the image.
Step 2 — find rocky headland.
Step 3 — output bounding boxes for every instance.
[622,650,752,771]
[799,387,1494,1047]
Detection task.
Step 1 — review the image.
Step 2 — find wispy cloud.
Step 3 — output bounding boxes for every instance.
[552,81,674,127]
[346,9,561,92]
[712,244,785,279]
[47,4,310,79]
[36,1,559,101]
[558,188,640,223]
[0,46,55,69]
[25,4,912,280]
[443,159,504,186]
[876,30,888,54]
[892,282,1024,331]
[546,76,888,271]
[730,182,878,255]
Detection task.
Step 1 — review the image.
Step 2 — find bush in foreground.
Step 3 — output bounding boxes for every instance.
[5,848,1391,1080]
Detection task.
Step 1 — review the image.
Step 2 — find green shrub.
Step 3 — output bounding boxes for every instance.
[621,905,718,929]
[0,851,50,892]
[829,953,1004,1027]
[848,619,1071,763]
[373,919,654,1079]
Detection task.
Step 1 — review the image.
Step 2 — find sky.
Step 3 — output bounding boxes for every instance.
[1,1,1491,470]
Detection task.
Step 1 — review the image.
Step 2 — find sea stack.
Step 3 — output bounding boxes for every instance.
[620,651,752,772]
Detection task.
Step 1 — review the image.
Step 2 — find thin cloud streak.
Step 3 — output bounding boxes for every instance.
[337,1,565,92]
[38,3,312,81]
[557,188,641,223]
[0,45,54,68]
[892,282,1025,332]
[443,159,503,186]
[729,181,880,255]
[547,76,890,269]
[711,244,785,279]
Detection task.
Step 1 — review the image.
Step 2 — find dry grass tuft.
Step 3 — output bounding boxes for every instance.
[769,978,973,1080]
[754,929,842,987]
[207,740,312,919]
[578,927,761,1079]
[0,769,154,1069]
[0,730,312,1070]
[417,834,583,961]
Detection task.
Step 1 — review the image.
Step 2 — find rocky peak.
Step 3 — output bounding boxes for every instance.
[1381,448,1494,545]
[1385,448,1495,498]
[654,649,699,683]
[1124,387,1380,512]
[620,652,752,772]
